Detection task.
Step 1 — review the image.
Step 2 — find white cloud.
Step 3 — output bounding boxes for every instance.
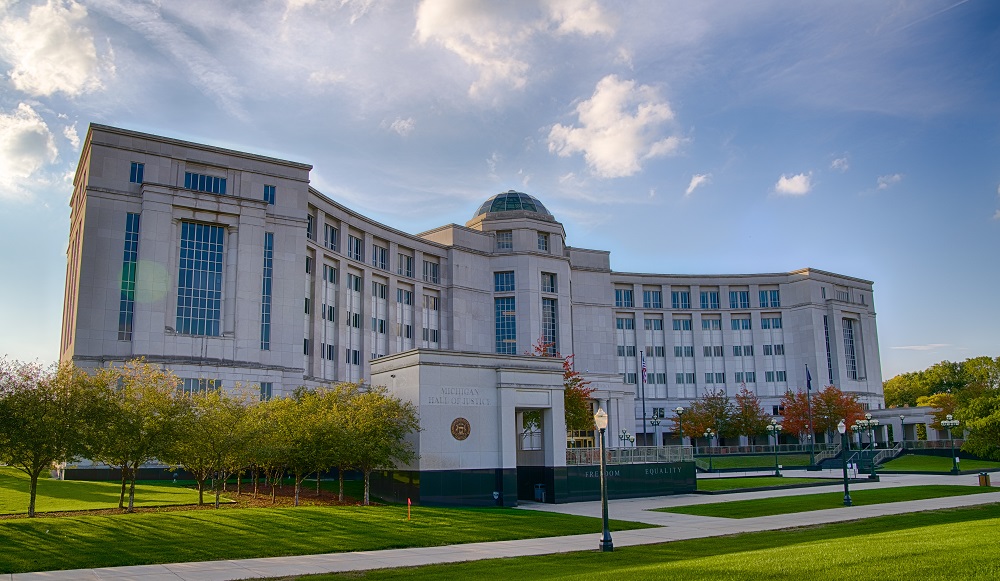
[774,172,812,196]
[831,157,849,172]
[548,75,682,178]
[62,123,80,149]
[993,209,1000,221]
[0,103,59,201]
[877,173,903,190]
[307,70,347,86]
[0,0,103,97]
[685,173,711,196]
[415,0,612,98]
[382,117,415,137]
[890,343,949,351]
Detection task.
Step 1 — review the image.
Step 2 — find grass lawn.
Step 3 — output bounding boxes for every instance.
[0,503,651,574]
[299,504,1000,580]
[0,467,206,515]
[696,476,831,491]
[657,485,996,518]
[881,454,1000,472]
[699,454,811,469]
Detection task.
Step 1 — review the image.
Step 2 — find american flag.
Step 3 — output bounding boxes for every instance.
[641,353,647,384]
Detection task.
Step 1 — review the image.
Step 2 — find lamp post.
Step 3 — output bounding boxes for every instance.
[865,413,880,480]
[594,407,613,552]
[704,428,715,471]
[675,406,685,446]
[838,419,851,506]
[619,429,631,448]
[766,419,783,477]
[942,414,961,475]
[650,415,661,448]
[899,414,905,445]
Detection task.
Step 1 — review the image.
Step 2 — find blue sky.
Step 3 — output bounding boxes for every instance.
[0,0,997,378]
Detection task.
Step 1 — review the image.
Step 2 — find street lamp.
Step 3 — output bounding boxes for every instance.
[899,414,905,445]
[704,428,715,472]
[766,419,783,477]
[942,414,961,475]
[619,429,631,448]
[649,415,661,448]
[838,419,852,506]
[594,407,613,552]
[675,406,685,446]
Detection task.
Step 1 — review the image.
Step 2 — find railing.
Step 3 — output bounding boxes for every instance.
[566,446,693,466]
[693,443,837,455]
[902,439,965,450]
[814,444,842,464]
[872,442,903,465]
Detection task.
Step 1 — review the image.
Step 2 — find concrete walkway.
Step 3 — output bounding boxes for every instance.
[8,473,999,581]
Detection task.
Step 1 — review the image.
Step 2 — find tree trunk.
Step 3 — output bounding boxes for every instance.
[294,477,301,507]
[215,485,221,509]
[197,479,205,505]
[316,472,321,496]
[28,472,39,518]
[119,469,128,509]
[363,471,370,506]
[236,471,241,496]
[252,468,259,499]
[338,469,344,502]
[127,464,137,512]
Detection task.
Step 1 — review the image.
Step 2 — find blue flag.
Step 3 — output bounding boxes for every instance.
[806,365,812,391]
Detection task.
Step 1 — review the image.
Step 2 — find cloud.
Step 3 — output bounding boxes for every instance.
[382,117,415,137]
[0,103,59,201]
[415,0,612,98]
[0,0,103,97]
[994,209,1000,221]
[877,173,903,190]
[548,75,682,178]
[685,173,711,196]
[62,123,80,149]
[831,157,849,172]
[774,172,812,196]
[890,343,950,351]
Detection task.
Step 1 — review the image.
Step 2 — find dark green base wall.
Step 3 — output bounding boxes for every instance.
[372,462,695,507]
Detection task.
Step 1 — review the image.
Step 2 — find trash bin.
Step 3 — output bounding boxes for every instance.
[979,472,991,487]
[534,483,546,502]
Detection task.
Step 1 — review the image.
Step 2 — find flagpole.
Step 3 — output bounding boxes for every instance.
[640,353,648,446]
[805,364,816,468]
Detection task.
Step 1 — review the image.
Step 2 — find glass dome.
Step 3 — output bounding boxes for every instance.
[473,190,553,219]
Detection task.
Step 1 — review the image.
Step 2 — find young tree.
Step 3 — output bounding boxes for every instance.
[917,391,956,430]
[731,385,770,445]
[783,385,865,441]
[349,386,419,505]
[0,360,99,517]
[563,355,596,432]
[686,388,734,441]
[960,389,1000,461]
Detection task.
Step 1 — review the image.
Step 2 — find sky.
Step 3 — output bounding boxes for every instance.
[0,0,998,379]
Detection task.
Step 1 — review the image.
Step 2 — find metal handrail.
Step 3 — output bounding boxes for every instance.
[814,444,842,464]
[693,443,837,455]
[566,446,693,466]
[872,443,903,465]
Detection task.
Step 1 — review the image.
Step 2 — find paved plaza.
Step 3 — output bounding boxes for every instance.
[8,472,999,581]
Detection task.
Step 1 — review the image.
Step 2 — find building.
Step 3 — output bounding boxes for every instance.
[61,124,884,455]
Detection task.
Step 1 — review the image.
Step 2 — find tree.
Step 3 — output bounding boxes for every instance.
[91,359,184,512]
[0,359,99,517]
[883,356,1000,407]
[679,388,734,441]
[562,355,596,432]
[916,391,956,430]
[781,385,865,442]
[960,390,1000,461]
[349,386,419,505]
[731,386,770,445]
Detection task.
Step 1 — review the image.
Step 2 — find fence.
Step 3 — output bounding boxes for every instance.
[902,439,965,450]
[566,445,693,466]
[693,442,837,456]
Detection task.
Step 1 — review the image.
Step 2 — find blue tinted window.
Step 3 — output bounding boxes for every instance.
[118,213,140,340]
[176,222,224,336]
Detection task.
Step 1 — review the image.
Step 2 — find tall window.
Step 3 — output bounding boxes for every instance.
[263,185,276,205]
[348,235,363,261]
[259,382,273,401]
[672,318,692,331]
[184,172,226,194]
[495,297,516,353]
[129,162,144,184]
[260,232,273,350]
[615,288,634,308]
[542,298,557,355]
[398,253,413,277]
[495,271,515,292]
[372,244,388,270]
[118,213,140,341]
[176,222,224,336]
[307,215,315,240]
[496,230,513,250]
[700,291,720,309]
[729,290,750,309]
[671,290,691,309]
[824,315,834,384]
[537,232,549,252]
[423,260,440,284]
[843,318,858,380]
[324,224,338,251]
[761,316,782,329]
[643,290,662,309]
[759,289,780,308]
[731,317,751,330]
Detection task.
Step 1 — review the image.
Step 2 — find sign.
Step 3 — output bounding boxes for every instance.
[451,417,471,440]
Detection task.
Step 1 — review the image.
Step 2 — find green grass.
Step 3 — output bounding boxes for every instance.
[0,467,205,515]
[657,485,996,518]
[699,454,811,469]
[696,477,830,491]
[881,454,1000,472]
[299,504,1000,580]
[0,503,651,574]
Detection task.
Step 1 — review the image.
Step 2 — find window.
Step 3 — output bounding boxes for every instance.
[181,378,221,394]
[759,289,780,308]
[675,373,696,384]
[372,244,387,270]
[129,162,144,184]
[322,264,338,284]
[705,373,716,384]
[346,349,361,365]
[398,253,413,277]
[259,382,273,401]
[843,318,858,380]
[643,290,663,309]
[542,298,558,355]
[700,291,720,309]
[822,287,827,299]
[260,232,273,349]
[671,290,691,309]
[495,271,515,292]
[673,346,694,357]
[349,312,361,328]
[176,222,223,336]
[346,273,361,292]
[617,345,637,357]
[765,371,786,382]
[647,346,666,357]
[372,281,387,299]
[323,343,335,360]
[324,224,339,251]
[777,370,786,382]
[421,328,440,343]
[400,324,413,339]
[644,318,663,330]
[304,297,310,314]
[348,235,363,261]
[624,373,637,384]
[424,295,440,311]
[372,317,387,334]
[729,290,750,309]
[615,288,634,308]
[305,256,313,274]
[774,344,785,355]
[703,345,723,357]
[304,338,311,355]
[824,315,834,384]
[184,172,226,194]
[307,215,315,240]
[731,317,751,330]
[615,317,635,330]
[495,297,516,354]
[496,230,513,250]
[734,371,756,383]
[655,373,667,384]
[537,232,549,252]
[397,288,413,305]
[321,303,335,321]
[263,185,276,205]
[836,288,851,302]
[423,260,440,284]
[118,213,140,341]
[541,272,557,293]
[761,317,782,329]
[702,318,722,330]
[672,318,692,331]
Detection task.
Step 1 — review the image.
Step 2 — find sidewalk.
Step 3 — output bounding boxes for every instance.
[9,473,999,581]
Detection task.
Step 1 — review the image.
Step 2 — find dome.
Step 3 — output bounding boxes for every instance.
[472,190,553,220]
